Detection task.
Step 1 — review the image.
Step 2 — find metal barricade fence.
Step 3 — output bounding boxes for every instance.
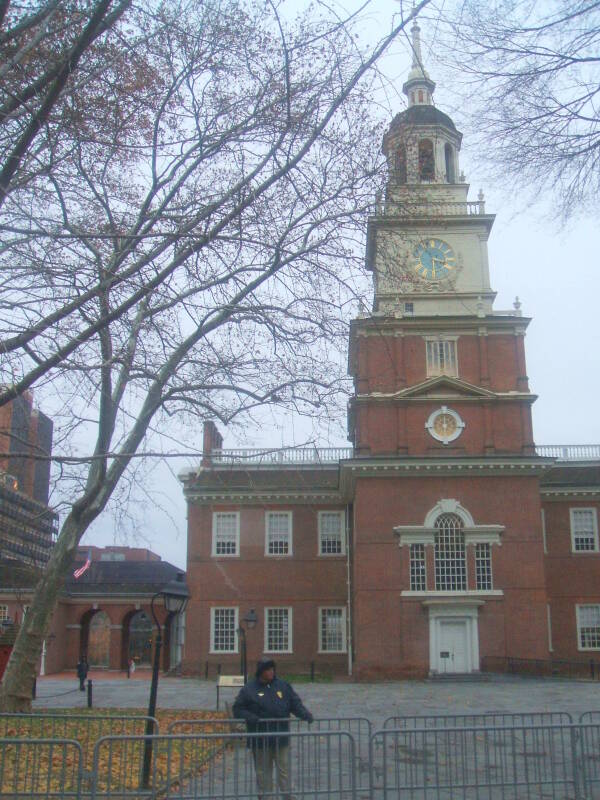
[0,737,83,798]
[91,729,358,799]
[383,710,573,730]
[370,723,595,799]
[167,717,372,788]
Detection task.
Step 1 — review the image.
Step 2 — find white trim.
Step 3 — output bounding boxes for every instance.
[576,604,600,651]
[569,508,599,553]
[265,510,293,557]
[210,607,239,654]
[541,508,547,554]
[424,499,474,528]
[264,606,293,654]
[547,603,553,652]
[211,511,240,557]
[425,406,465,445]
[402,590,503,597]
[318,606,347,654]
[318,510,346,556]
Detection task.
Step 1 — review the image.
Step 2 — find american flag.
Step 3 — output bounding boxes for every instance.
[73,549,92,579]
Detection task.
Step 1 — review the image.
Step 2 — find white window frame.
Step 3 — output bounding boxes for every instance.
[318,606,347,654]
[318,511,346,556]
[570,508,599,553]
[264,607,293,654]
[265,511,293,557]
[425,337,458,378]
[0,605,8,622]
[210,607,239,654]
[211,511,240,557]
[576,604,600,651]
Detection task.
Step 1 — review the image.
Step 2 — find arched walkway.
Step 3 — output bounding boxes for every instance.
[80,609,110,667]
[122,610,153,669]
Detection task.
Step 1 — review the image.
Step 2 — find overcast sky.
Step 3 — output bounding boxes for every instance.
[80,0,600,570]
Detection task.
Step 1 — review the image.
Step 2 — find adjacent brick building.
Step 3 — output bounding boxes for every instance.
[179,23,600,680]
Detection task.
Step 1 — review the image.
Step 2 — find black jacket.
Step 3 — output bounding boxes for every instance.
[76,661,88,679]
[233,673,312,748]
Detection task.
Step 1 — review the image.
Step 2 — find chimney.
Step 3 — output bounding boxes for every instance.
[202,421,223,466]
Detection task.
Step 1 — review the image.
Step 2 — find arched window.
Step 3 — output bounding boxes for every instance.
[418,89,424,103]
[434,513,466,590]
[418,139,435,181]
[395,146,407,184]
[445,143,455,183]
[129,610,153,666]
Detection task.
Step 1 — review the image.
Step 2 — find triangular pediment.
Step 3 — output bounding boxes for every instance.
[394,375,497,399]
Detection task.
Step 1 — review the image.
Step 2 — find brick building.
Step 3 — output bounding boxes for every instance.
[179,22,600,679]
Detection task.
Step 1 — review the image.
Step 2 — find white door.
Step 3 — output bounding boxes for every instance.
[439,620,468,673]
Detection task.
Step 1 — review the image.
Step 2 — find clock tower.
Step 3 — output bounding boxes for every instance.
[347,20,548,679]
[349,19,536,459]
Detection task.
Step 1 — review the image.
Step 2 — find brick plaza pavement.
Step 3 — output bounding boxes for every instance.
[33,672,600,727]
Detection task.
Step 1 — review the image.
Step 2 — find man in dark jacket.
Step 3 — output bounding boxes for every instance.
[233,658,313,800]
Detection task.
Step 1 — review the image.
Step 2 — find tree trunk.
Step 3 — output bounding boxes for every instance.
[0,513,86,711]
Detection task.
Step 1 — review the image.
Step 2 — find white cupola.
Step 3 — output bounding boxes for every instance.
[402,20,435,107]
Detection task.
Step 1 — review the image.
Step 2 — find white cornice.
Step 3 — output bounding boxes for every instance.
[403,591,503,599]
[541,488,600,500]
[187,492,343,506]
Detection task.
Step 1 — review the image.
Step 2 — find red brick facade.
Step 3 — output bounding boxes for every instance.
[180,59,600,680]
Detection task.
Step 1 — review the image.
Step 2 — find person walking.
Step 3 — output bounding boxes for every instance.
[76,656,88,691]
[233,658,313,800]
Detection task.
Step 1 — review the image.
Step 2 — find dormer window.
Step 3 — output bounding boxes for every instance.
[445,143,455,183]
[395,146,407,184]
[418,139,435,181]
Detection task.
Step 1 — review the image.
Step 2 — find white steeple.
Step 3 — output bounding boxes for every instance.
[402,20,435,106]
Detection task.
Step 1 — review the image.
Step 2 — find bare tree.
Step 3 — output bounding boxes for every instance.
[438,0,600,217]
[0,0,431,710]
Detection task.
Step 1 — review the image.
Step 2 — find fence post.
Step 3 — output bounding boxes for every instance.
[571,724,585,800]
[87,679,92,709]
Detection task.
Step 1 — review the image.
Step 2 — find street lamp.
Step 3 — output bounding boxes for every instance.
[237,608,258,684]
[141,573,189,789]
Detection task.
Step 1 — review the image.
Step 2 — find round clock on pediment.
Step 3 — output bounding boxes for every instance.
[426,406,465,445]
[413,239,456,282]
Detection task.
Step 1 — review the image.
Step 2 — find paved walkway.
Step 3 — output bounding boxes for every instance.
[33,673,600,729]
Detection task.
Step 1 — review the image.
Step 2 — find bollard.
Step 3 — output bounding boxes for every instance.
[217,663,221,675]
[87,679,92,709]
[32,677,36,699]
[205,661,208,679]
[591,660,595,680]
[310,661,315,682]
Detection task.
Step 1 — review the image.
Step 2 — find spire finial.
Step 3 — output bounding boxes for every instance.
[402,13,436,106]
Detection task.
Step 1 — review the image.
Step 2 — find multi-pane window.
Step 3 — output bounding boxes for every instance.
[409,544,427,590]
[0,605,8,622]
[319,608,346,653]
[266,512,292,556]
[426,340,457,377]
[434,514,466,591]
[475,543,493,590]
[210,608,237,653]
[265,607,291,652]
[577,605,600,650]
[319,511,345,555]
[570,509,598,552]
[212,512,239,556]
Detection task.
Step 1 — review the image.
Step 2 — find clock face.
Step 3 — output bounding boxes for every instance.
[413,239,455,281]
[426,406,465,444]
[433,412,457,439]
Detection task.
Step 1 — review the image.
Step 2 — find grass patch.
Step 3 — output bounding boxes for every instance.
[0,707,228,796]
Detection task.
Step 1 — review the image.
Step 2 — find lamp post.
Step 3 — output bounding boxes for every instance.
[141,573,189,789]
[237,608,257,684]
